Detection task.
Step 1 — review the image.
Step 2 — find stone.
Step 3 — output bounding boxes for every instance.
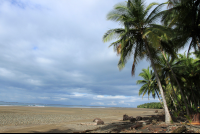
[130,117,136,123]
[97,120,104,125]
[136,116,142,121]
[123,114,130,121]
[142,117,149,120]
[93,118,102,123]
[128,116,133,120]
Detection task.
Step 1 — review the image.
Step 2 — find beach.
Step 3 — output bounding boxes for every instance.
[0,106,162,133]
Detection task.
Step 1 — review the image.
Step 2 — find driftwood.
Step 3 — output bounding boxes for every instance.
[130,123,143,129]
[171,126,186,133]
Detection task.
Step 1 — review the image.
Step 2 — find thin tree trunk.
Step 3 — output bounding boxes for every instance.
[145,42,172,124]
[160,50,190,117]
[169,93,177,111]
[191,85,198,112]
[197,40,200,50]
[169,77,183,112]
[155,89,164,109]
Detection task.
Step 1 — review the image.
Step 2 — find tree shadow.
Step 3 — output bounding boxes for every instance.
[95,121,135,133]
[31,128,77,133]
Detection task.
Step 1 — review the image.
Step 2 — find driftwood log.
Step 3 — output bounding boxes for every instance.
[172,126,186,133]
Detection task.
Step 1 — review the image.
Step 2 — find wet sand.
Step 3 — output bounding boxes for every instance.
[0,106,162,133]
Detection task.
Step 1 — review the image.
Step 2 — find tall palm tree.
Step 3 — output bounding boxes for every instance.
[154,52,184,112]
[103,0,172,123]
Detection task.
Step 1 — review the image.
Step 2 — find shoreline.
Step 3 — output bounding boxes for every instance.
[0,106,162,133]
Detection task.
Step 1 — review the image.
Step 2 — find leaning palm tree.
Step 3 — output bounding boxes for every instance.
[103,0,172,123]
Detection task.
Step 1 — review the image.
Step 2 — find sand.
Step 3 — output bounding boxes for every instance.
[0,106,162,133]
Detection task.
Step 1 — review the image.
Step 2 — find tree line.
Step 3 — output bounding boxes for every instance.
[103,0,200,124]
[137,102,163,109]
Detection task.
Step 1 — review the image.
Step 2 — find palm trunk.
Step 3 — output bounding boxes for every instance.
[155,89,164,109]
[169,93,177,111]
[169,77,183,112]
[196,38,200,50]
[145,42,172,124]
[191,85,198,112]
[160,50,190,117]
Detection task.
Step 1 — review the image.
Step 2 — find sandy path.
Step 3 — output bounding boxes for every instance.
[0,106,162,133]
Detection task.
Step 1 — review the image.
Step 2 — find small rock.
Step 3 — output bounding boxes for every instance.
[93,118,102,122]
[130,117,136,123]
[123,114,130,121]
[129,116,133,120]
[97,120,104,125]
[136,116,142,121]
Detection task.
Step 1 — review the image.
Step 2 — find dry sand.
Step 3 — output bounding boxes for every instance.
[0,106,162,133]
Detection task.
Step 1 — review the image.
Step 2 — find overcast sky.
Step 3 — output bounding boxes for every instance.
[0,0,188,107]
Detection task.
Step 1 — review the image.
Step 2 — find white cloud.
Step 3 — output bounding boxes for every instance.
[107,101,117,106]
[0,68,14,78]
[91,102,104,105]
[0,0,179,107]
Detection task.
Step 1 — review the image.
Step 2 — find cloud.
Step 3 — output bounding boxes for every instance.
[0,0,183,107]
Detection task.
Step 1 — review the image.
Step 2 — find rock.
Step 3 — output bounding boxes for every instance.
[136,116,142,121]
[97,120,104,125]
[152,120,157,125]
[172,126,186,133]
[128,116,133,120]
[93,118,102,123]
[155,110,158,113]
[123,114,130,121]
[142,117,149,120]
[158,111,165,116]
[130,117,136,123]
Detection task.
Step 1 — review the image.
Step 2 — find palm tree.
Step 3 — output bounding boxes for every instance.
[162,0,200,55]
[137,67,162,105]
[154,52,184,112]
[175,52,200,113]
[103,0,172,123]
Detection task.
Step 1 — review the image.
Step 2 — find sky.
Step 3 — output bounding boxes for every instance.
[0,0,189,107]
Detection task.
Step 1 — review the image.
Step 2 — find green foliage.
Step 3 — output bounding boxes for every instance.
[137,102,162,109]
[104,0,200,122]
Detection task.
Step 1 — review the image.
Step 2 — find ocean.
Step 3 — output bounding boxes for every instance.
[0,101,106,108]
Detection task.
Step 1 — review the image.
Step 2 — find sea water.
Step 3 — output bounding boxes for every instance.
[0,101,106,108]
